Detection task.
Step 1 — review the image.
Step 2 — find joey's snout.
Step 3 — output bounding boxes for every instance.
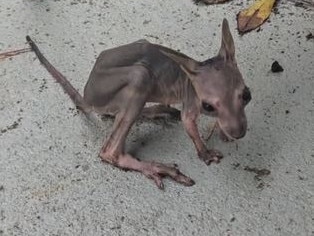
[217,115,247,142]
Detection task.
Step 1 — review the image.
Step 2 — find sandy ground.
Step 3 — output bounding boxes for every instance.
[0,0,313,235]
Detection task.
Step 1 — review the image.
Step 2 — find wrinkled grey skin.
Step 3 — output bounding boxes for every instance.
[27,19,251,189]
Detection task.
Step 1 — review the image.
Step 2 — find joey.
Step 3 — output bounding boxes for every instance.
[27,19,251,189]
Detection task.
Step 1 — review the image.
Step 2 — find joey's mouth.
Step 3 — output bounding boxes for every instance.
[217,120,236,142]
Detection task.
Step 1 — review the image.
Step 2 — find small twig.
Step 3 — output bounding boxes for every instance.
[193,0,231,5]
[286,0,314,8]
[205,121,218,141]
[0,47,31,60]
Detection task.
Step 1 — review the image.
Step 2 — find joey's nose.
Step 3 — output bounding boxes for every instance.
[218,116,247,141]
[218,122,247,142]
[230,125,246,139]
[234,130,246,139]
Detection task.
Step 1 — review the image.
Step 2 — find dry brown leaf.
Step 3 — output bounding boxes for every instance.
[237,0,276,34]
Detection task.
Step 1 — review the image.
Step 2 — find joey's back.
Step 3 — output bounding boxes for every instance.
[84,40,189,106]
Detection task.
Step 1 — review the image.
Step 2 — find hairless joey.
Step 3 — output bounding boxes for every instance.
[26,19,251,189]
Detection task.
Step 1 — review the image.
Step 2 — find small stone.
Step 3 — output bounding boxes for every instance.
[306,33,313,40]
[271,61,284,73]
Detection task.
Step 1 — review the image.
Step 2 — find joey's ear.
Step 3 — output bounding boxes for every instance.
[160,49,200,78]
[218,18,235,62]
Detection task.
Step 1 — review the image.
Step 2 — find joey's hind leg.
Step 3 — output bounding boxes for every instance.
[99,73,194,189]
[100,103,194,189]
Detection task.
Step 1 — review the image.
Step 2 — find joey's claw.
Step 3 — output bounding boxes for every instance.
[151,174,164,190]
[198,149,224,165]
[142,162,195,189]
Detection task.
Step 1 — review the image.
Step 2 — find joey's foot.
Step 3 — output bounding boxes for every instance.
[198,149,223,165]
[141,162,195,189]
[100,152,194,189]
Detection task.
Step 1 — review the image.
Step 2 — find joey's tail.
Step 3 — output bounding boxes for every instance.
[26,36,90,113]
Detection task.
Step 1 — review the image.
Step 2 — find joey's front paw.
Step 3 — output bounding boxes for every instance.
[198,149,223,165]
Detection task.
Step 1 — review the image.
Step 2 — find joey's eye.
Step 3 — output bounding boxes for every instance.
[243,86,251,104]
[202,102,215,112]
